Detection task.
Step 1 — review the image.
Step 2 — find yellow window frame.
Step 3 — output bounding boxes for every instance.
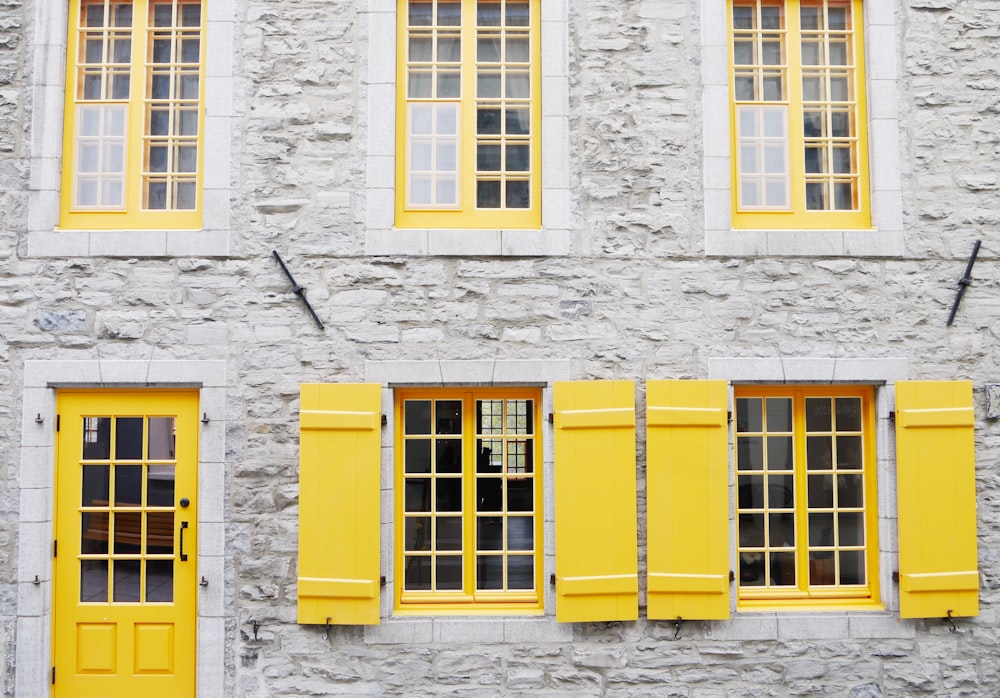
[60,0,206,230]
[394,0,542,229]
[393,387,544,615]
[734,385,881,611]
[728,0,871,230]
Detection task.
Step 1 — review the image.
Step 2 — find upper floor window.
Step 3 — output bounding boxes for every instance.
[729,0,870,230]
[395,388,543,612]
[395,0,541,229]
[61,0,205,230]
[735,385,879,607]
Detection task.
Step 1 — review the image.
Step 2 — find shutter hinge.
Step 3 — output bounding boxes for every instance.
[56,414,60,432]
[892,571,899,583]
[51,667,55,685]
[53,540,57,558]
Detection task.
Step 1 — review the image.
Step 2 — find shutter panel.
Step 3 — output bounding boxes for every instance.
[895,380,979,619]
[297,383,382,625]
[646,380,730,620]
[554,380,638,622]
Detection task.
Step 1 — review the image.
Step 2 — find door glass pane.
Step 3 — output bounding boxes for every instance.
[82,465,110,506]
[113,511,142,553]
[404,478,431,512]
[405,440,431,473]
[436,400,462,435]
[147,465,175,506]
[476,477,501,511]
[506,478,532,511]
[507,516,533,550]
[405,517,430,551]
[81,511,110,554]
[112,560,141,602]
[436,478,462,512]
[146,559,174,602]
[83,417,112,459]
[114,464,143,506]
[146,511,174,554]
[80,560,109,602]
[405,400,432,434]
[436,439,462,473]
[115,417,144,459]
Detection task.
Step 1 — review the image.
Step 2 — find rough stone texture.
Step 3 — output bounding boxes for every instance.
[2,0,1000,696]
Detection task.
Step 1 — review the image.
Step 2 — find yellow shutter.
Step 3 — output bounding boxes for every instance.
[895,380,979,619]
[646,380,730,620]
[554,380,638,622]
[297,383,382,625]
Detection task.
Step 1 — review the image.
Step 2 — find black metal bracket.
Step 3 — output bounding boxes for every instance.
[946,240,981,327]
[251,620,261,641]
[674,616,683,640]
[273,250,325,330]
[946,609,956,633]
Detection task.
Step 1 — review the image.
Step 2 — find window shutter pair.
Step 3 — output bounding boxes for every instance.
[296,380,979,624]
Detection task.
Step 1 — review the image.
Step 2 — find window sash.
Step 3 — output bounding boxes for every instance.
[729,0,870,229]
[62,0,205,228]
[734,385,879,605]
[395,387,543,612]
[396,0,541,229]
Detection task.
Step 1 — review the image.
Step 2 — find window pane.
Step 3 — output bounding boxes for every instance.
[808,474,834,508]
[437,556,462,589]
[839,512,865,546]
[477,72,501,98]
[113,512,141,553]
[477,516,502,550]
[409,0,433,26]
[506,0,529,27]
[477,180,501,208]
[478,108,502,134]
[839,550,865,585]
[81,560,109,602]
[507,144,530,171]
[146,559,173,602]
[115,417,143,459]
[437,71,460,97]
[437,0,461,26]
[768,476,794,508]
[436,478,462,512]
[506,37,530,63]
[738,475,764,508]
[410,35,433,61]
[508,555,533,589]
[404,478,431,512]
[438,36,461,62]
[769,552,795,586]
[506,107,530,135]
[436,439,462,473]
[404,557,431,590]
[808,512,834,546]
[405,517,430,551]
[507,479,533,511]
[476,556,502,589]
[836,435,862,468]
[507,516,533,551]
[114,465,142,506]
[737,436,764,471]
[436,400,462,434]
[837,474,864,507]
[477,0,501,26]
[436,517,462,550]
[477,439,502,472]
[736,397,763,432]
[477,144,501,171]
[506,180,530,208]
[476,477,501,511]
[767,436,793,470]
[805,398,832,432]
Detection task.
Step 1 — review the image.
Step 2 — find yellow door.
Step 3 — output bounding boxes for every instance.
[53,390,198,697]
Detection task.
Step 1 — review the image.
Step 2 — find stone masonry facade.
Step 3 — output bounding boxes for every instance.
[3,0,1000,696]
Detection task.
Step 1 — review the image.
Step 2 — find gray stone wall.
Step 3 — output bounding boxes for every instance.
[3,0,1000,695]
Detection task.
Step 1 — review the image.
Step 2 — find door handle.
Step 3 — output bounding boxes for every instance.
[179,521,189,561]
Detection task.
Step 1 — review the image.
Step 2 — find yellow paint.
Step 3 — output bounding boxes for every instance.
[298,383,382,624]
[60,0,206,230]
[895,380,979,618]
[646,380,730,620]
[395,0,542,229]
[53,389,198,697]
[553,380,638,622]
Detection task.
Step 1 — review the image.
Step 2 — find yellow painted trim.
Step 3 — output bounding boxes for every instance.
[556,574,638,597]
[648,573,729,595]
[728,0,871,229]
[897,407,975,429]
[300,410,381,431]
[556,407,635,430]
[901,571,979,593]
[60,0,206,230]
[298,577,379,600]
[647,405,727,427]
[395,0,542,229]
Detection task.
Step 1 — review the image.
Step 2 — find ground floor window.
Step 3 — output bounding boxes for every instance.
[734,385,879,606]
[395,387,543,612]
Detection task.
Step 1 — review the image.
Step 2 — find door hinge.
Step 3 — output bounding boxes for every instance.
[53,540,57,558]
[51,666,55,684]
[56,414,60,432]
